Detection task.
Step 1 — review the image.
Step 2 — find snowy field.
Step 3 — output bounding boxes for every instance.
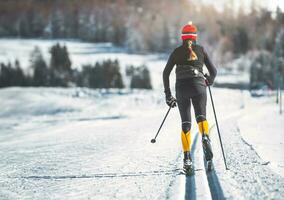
[0,39,283,199]
[0,87,283,199]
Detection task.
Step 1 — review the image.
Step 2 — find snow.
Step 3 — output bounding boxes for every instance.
[238,91,284,176]
[0,39,123,69]
[0,88,182,199]
[0,87,283,199]
[0,39,283,199]
[215,72,249,85]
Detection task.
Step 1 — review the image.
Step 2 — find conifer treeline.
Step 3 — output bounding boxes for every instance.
[250,28,284,89]
[0,44,152,89]
[1,0,283,54]
[1,0,284,89]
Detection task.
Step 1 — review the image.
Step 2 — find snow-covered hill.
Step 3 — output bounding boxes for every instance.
[0,87,283,199]
[0,39,168,89]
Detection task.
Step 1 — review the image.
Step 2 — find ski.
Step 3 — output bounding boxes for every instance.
[182,151,194,176]
[202,134,214,172]
[202,135,213,161]
[183,163,195,176]
[183,168,195,176]
[206,160,214,172]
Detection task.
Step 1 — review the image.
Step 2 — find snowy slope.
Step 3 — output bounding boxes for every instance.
[0,87,283,199]
[238,91,284,176]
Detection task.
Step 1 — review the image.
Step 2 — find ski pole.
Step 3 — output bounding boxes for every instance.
[151,107,171,143]
[207,84,229,170]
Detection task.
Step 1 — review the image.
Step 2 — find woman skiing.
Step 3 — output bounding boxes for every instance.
[163,21,217,174]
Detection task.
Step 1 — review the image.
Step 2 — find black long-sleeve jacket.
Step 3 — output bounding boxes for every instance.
[163,43,217,96]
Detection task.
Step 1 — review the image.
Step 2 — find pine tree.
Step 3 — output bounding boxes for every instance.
[0,61,26,87]
[30,46,49,86]
[250,51,272,88]
[130,65,152,89]
[110,60,124,88]
[80,60,124,89]
[0,63,11,87]
[141,67,152,89]
[49,43,72,86]
[13,60,26,86]
[272,28,284,88]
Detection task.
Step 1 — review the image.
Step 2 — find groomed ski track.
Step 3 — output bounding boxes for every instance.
[177,131,225,200]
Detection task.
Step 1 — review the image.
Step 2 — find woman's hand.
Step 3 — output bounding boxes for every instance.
[204,74,213,86]
[166,95,177,108]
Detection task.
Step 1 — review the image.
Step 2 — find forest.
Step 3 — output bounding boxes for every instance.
[0,0,283,88]
[0,43,152,89]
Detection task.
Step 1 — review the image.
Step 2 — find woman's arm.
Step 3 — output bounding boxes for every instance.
[203,48,217,84]
[163,52,175,96]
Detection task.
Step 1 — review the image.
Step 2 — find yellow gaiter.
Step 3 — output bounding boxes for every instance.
[198,120,209,135]
[181,131,191,152]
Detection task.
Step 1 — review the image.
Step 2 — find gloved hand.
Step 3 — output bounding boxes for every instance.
[166,96,177,107]
[165,90,177,108]
[204,74,213,86]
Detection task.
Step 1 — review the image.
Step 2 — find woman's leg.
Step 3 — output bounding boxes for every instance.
[191,92,209,135]
[192,91,213,161]
[177,95,192,153]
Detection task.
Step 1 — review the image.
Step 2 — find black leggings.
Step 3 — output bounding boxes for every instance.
[176,91,207,133]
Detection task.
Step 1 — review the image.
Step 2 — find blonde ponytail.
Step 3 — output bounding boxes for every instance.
[187,40,198,61]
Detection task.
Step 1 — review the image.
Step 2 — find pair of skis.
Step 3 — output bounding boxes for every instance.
[183,135,214,176]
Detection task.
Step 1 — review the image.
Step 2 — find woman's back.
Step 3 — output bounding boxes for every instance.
[163,42,216,97]
[162,21,217,175]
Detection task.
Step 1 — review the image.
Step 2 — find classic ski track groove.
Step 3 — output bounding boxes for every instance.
[183,131,225,200]
[201,126,226,200]
[184,132,198,200]
[205,169,225,200]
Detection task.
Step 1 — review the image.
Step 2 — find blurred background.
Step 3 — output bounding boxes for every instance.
[0,0,283,90]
